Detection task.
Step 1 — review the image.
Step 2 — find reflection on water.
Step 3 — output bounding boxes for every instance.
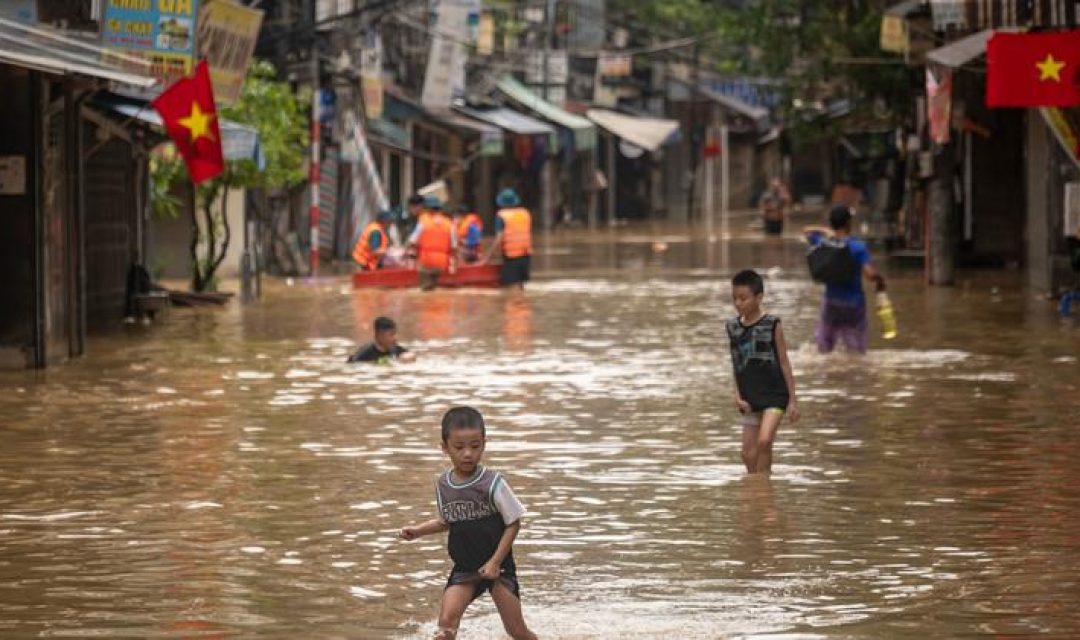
[2,231,1080,638]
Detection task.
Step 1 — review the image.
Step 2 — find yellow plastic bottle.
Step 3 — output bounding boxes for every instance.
[876,292,898,340]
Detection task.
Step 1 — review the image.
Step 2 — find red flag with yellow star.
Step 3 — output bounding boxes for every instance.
[987,31,1080,108]
[152,60,224,183]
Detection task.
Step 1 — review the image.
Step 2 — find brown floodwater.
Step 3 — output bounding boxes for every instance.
[2,223,1080,639]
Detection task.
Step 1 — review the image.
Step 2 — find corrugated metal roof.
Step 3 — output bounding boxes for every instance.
[0,17,157,88]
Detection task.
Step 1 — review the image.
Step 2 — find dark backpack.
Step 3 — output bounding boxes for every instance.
[807,237,859,284]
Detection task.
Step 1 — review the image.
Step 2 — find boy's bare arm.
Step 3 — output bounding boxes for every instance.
[477,521,521,580]
[399,518,448,541]
[863,262,887,292]
[774,321,800,424]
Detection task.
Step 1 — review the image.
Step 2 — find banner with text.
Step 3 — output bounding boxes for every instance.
[103,0,199,80]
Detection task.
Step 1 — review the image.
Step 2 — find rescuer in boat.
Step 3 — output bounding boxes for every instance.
[352,209,397,271]
[453,204,484,264]
[483,188,533,290]
[408,197,458,291]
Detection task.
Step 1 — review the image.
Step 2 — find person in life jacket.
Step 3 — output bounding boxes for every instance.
[453,204,484,264]
[483,188,533,289]
[803,205,887,354]
[352,209,396,271]
[408,197,457,291]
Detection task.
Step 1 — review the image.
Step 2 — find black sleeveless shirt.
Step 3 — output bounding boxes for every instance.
[435,466,516,575]
[726,314,790,412]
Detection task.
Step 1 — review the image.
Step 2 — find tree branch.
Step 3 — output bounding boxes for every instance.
[188,182,202,291]
[209,180,233,279]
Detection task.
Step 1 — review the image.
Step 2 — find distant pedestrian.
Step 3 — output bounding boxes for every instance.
[347,316,416,364]
[759,177,792,236]
[399,407,536,640]
[483,189,532,290]
[727,269,799,474]
[803,205,887,354]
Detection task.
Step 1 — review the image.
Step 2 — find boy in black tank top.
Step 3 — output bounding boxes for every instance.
[399,407,536,640]
[727,270,800,474]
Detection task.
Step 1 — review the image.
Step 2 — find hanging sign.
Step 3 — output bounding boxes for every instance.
[103,0,199,79]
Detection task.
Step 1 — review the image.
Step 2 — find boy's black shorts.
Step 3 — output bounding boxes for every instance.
[445,569,521,602]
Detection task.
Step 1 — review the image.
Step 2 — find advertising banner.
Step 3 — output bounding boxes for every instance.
[926,66,953,144]
[103,0,199,79]
[196,0,264,105]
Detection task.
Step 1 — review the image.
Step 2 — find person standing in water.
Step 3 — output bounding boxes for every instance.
[727,269,799,474]
[399,407,536,640]
[803,205,887,354]
[483,188,532,290]
[410,198,457,291]
[759,177,792,236]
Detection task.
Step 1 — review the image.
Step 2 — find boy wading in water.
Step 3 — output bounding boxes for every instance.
[400,407,537,640]
[727,270,800,474]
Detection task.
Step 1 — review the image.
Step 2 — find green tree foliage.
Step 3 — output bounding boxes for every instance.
[610,0,911,145]
[153,60,309,292]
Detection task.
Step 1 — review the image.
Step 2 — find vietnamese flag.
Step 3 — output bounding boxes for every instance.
[987,31,1080,108]
[151,60,225,183]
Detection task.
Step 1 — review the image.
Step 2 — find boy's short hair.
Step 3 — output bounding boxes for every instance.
[441,406,486,442]
[829,205,854,230]
[373,316,396,333]
[731,269,764,296]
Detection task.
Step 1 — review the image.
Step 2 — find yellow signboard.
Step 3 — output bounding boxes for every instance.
[880,14,908,54]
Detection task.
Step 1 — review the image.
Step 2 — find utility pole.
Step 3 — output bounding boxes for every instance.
[685,37,701,225]
[928,143,955,285]
[539,0,556,232]
[542,0,555,100]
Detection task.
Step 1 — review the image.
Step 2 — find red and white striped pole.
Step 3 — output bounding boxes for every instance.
[309,87,321,275]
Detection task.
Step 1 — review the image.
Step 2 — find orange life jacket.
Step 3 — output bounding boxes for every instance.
[352,221,389,270]
[498,207,532,258]
[417,213,453,271]
[457,213,483,246]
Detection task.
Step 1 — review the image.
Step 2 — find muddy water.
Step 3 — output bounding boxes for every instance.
[2,230,1080,639]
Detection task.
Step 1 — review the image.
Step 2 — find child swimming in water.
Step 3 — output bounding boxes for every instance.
[399,407,536,640]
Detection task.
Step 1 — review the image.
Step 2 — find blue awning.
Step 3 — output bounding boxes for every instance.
[102,101,263,164]
[455,105,556,141]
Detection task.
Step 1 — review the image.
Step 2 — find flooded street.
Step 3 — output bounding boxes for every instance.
[2,226,1080,639]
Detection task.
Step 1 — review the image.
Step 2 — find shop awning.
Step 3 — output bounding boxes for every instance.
[103,101,263,163]
[368,117,410,149]
[698,86,771,130]
[924,28,1019,68]
[429,110,505,157]
[0,17,157,88]
[456,105,556,136]
[496,76,597,151]
[585,109,680,153]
